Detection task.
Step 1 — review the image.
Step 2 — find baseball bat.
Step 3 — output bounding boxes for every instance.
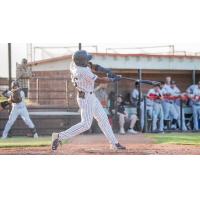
[120,76,161,86]
[89,63,161,86]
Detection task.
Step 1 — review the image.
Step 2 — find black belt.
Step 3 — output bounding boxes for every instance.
[155,101,161,104]
[165,101,173,104]
[78,91,93,99]
[78,91,93,94]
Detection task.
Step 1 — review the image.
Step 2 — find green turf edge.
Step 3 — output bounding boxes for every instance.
[145,133,200,145]
[0,136,68,148]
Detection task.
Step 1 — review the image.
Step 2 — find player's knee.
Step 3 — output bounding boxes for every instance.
[174,114,179,120]
[82,122,92,131]
[130,114,137,121]
[118,113,125,120]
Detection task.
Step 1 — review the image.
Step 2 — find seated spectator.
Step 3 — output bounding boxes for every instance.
[124,93,132,105]
[116,95,138,134]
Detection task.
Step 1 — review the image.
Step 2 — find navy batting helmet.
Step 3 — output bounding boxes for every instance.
[72,50,92,67]
[11,80,20,89]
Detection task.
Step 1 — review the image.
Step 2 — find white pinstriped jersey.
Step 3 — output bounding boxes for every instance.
[58,62,119,146]
[70,62,97,92]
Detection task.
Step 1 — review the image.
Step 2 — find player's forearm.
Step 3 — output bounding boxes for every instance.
[88,62,111,74]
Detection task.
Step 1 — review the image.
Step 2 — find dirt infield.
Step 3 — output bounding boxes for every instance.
[1,134,200,155]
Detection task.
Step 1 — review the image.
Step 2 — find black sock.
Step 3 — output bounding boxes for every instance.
[172,119,177,125]
[164,120,168,127]
[30,127,37,135]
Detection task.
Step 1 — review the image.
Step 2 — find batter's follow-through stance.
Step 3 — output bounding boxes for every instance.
[51,50,126,151]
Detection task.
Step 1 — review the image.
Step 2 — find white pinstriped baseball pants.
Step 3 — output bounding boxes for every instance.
[59,93,118,145]
[2,104,35,138]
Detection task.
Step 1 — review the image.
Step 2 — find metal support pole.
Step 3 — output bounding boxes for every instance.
[192,70,196,85]
[36,78,39,104]
[8,43,12,113]
[180,99,183,132]
[112,82,119,132]
[137,68,142,131]
[8,43,12,90]
[66,80,69,107]
[144,95,147,133]
[79,43,82,50]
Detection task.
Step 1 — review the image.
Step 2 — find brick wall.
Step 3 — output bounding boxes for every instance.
[0,78,9,94]
[0,78,8,85]
[29,70,78,107]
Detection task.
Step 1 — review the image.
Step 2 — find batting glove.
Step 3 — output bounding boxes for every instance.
[109,75,122,82]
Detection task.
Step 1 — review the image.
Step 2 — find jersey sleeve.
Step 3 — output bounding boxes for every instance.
[20,90,25,100]
[186,86,191,93]
[6,91,12,97]
[175,87,181,95]
[81,68,98,82]
[193,89,200,96]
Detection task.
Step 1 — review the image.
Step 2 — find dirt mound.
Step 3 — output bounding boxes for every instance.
[0,134,200,155]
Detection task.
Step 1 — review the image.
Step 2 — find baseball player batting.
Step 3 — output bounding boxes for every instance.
[51,50,126,151]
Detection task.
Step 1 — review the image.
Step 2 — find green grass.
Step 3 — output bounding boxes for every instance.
[0,136,52,148]
[0,96,7,102]
[146,133,200,145]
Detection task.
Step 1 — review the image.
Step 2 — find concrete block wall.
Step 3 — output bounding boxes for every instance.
[28,70,78,107]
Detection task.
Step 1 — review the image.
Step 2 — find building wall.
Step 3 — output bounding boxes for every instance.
[29,54,200,72]
[0,78,8,94]
[28,67,199,108]
[92,55,200,70]
[28,70,78,108]
[27,54,200,107]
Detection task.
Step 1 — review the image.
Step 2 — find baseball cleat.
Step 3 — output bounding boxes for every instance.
[51,132,61,151]
[152,129,160,133]
[111,143,126,150]
[119,128,126,134]
[127,128,138,134]
[1,136,7,140]
[33,133,39,139]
